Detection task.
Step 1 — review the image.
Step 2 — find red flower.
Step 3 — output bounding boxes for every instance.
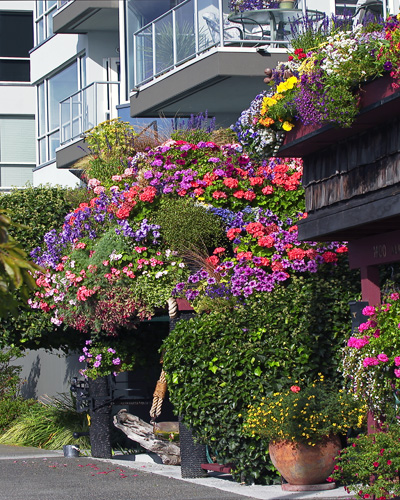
[243,191,256,201]
[290,385,300,393]
[206,255,219,266]
[322,251,338,263]
[373,461,379,467]
[223,177,239,189]
[258,235,275,248]
[212,190,227,200]
[262,186,274,195]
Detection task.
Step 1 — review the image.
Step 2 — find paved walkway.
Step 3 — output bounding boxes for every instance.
[0,445,355,500]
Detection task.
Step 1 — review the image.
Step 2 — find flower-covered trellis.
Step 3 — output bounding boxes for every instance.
[30,137,346,346]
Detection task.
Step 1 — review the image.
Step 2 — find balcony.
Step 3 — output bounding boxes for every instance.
[56,81,120,170]
[53,0,119,34]
[129,0,328,122]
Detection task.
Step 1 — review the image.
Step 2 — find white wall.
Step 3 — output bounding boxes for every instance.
[0,85,35,115]
[30,33,84,84]
[33,162,80,188]
[0,1,33,11]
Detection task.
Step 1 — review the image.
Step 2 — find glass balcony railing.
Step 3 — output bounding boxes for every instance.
[60,81,120,146]
[133,0,339,87]
[133,0,243,87]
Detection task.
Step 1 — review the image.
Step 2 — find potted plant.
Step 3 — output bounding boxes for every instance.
[78,339,136,380]
[243,375,366,488]
[329,420,400,500]
[342,291,400,421]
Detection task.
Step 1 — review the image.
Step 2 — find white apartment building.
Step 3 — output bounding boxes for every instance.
[28,0,399,187]
[0,1,35,190]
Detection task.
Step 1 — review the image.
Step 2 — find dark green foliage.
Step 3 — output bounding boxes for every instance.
[162,258,360,484]
[0,185,80,350]
[154,198,228,254]
[0,346,35,433]
[0,185,75,253]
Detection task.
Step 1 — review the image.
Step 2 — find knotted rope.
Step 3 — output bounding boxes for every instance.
[150,297,179,424]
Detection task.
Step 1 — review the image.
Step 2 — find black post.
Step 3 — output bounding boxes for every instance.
[88,376,112,458]
[179,416,208,478]
[170,308,207,478]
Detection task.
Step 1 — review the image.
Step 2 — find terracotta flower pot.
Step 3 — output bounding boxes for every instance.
[269,436,341,488]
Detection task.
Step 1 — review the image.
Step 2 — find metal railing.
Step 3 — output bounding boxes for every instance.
[59,81,120,145]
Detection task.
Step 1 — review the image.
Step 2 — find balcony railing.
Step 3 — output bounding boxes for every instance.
[133,0,253,87]
[60,81,120,146]
[133,0,333,87]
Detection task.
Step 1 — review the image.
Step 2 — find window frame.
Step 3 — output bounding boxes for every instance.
[36,55,85,166]
[35,0,58,46]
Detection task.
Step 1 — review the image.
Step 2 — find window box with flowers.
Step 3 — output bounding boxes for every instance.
[233,16,400,160]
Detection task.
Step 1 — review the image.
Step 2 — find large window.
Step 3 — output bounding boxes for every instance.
[0,11,33,82]
[37,58,85,165]
[35,0,57,46]
[0,116,35,188]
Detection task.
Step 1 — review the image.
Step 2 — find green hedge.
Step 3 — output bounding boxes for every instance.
[0,185,87,253]
[162,258,360,484]
[0,185,88,350]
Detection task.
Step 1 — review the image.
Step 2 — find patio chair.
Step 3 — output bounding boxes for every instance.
[203,12,243,44]
[353,0,383,25]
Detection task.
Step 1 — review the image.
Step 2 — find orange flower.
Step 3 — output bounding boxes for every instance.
[259,117,275,127]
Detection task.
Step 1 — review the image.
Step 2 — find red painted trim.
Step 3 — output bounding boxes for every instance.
[361,266,381,306]
[200,463,234,473]
[348,230,400,269]
[176,298,194,311]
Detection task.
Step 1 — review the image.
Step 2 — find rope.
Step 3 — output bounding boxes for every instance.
[150,368,167,423]
[150,297,178,424]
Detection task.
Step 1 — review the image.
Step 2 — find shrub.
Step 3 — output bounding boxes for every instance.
[153,198,228,255]
[0,185,75,253]
[162,258,360,484]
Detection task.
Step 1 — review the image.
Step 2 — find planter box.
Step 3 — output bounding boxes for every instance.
[276,75,400,242]
[277,75,400,158]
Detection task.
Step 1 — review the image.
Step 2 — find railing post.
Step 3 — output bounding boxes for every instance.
[194,0,199,54]
[218,0,223,47]
[152,22,156,81]
[173,9,177,68]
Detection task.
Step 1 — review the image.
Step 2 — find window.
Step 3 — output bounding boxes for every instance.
[0,116,35,188]
[0,11,33,82]
[37,58,85,165]
[335,0,358,16]
[35,0,57,46]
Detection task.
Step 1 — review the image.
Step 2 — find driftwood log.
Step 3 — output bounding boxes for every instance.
[113,409,181,465]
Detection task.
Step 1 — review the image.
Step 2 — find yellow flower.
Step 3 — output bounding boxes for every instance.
[282,121,294,131]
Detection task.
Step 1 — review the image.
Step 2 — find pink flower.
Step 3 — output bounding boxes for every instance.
[395,368,400,378]
[290,385,301,393]
[373,461,379,467]
[362,306,376,316]
[387,460,392,465]
[111,175,122,181]
[394,356,400,367]
[347,336,369,349]
[391,292,399,301]
[377,353,389,362]
[363,357,379,367]
[93,186,105,195]
[88,178,101,188]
